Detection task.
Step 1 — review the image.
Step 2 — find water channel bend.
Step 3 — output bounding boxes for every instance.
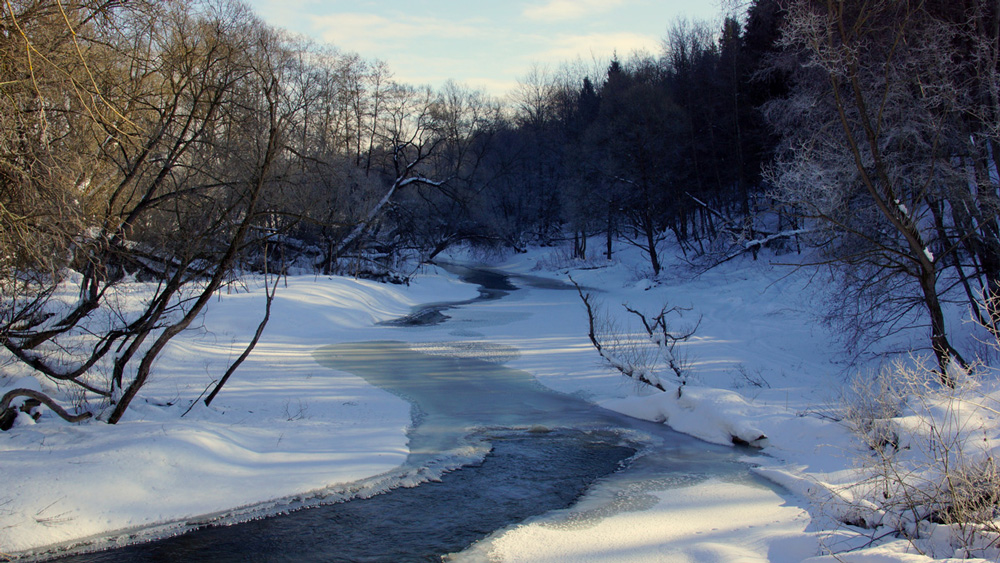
[50,264,749,562]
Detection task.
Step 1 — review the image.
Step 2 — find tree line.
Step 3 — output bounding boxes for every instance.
[2,0,998,423]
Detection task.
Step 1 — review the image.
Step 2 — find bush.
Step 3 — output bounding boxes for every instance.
[841,357,1000,558]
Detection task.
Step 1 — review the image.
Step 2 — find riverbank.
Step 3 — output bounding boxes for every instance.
[1,242,996,561]
[0,271,479,558]
[462,245,996,562]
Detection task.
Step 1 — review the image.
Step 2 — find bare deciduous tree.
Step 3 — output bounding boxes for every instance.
[0,0,292,424]
[765,0,999,380]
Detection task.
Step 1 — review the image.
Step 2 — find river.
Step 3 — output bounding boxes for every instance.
[50,264,750,562]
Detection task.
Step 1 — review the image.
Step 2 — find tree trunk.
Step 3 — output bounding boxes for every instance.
[605,209,614,260]
[918,266,964,385]
[645,217,661,277]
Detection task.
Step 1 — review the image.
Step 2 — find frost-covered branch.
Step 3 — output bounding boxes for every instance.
[572,277,666,391]
[571,276,698,394]
[622,303,700,383]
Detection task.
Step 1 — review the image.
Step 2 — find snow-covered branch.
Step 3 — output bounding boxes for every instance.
[622,303,700,384]
[571,276,698,394]
[701,228,814,272]
[1,388,92,431]
[329,172,451,261]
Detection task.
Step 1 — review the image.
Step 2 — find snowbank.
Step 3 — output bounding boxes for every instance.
[3,240,999,562]
[0,269,478,557]
[444,242,1000,562]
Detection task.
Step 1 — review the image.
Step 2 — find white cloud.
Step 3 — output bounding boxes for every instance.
[247,3,667,97]
[522,0,626,22]
[309,12,486,55]
[303,12,514,93]
[536,31,661,61]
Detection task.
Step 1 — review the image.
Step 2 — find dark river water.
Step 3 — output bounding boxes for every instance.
[46,263,746,563]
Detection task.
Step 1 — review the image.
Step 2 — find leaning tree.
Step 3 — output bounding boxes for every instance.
[0,0,292,423]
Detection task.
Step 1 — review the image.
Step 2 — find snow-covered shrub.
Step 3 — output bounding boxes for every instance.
[844,369,905,453]
[841,357,1000,559]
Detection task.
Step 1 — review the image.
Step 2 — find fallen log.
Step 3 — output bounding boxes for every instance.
[0,388,92,431]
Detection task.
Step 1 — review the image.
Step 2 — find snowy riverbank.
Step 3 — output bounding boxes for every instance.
[2,242,997,561]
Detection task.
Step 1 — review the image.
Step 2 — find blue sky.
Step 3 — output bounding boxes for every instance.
[244,0,724,96]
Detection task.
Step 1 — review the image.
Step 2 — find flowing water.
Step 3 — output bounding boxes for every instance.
[49,263,750,562]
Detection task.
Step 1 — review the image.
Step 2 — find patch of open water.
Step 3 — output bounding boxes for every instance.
[46,264,749,562]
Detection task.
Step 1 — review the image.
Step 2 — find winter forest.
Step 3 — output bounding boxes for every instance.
[4,0,1000,561]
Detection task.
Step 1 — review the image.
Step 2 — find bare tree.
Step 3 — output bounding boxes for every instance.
[766,0,988,380]
[390,80,508,258]
[0,0,292,424]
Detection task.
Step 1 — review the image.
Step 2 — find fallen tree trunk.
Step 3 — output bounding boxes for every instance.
[0,388,92,431]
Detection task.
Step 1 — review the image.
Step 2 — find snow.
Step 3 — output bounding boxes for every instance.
[452,478,814,563]
[2,241,998,561]
[0,272,477,556]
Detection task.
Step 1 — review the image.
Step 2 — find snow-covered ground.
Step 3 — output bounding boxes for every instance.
[2,241,998,561]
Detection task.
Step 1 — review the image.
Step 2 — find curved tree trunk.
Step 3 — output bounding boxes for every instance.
[1,388,92,431]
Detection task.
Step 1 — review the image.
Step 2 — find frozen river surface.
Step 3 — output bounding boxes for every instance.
[52,265,753,562]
